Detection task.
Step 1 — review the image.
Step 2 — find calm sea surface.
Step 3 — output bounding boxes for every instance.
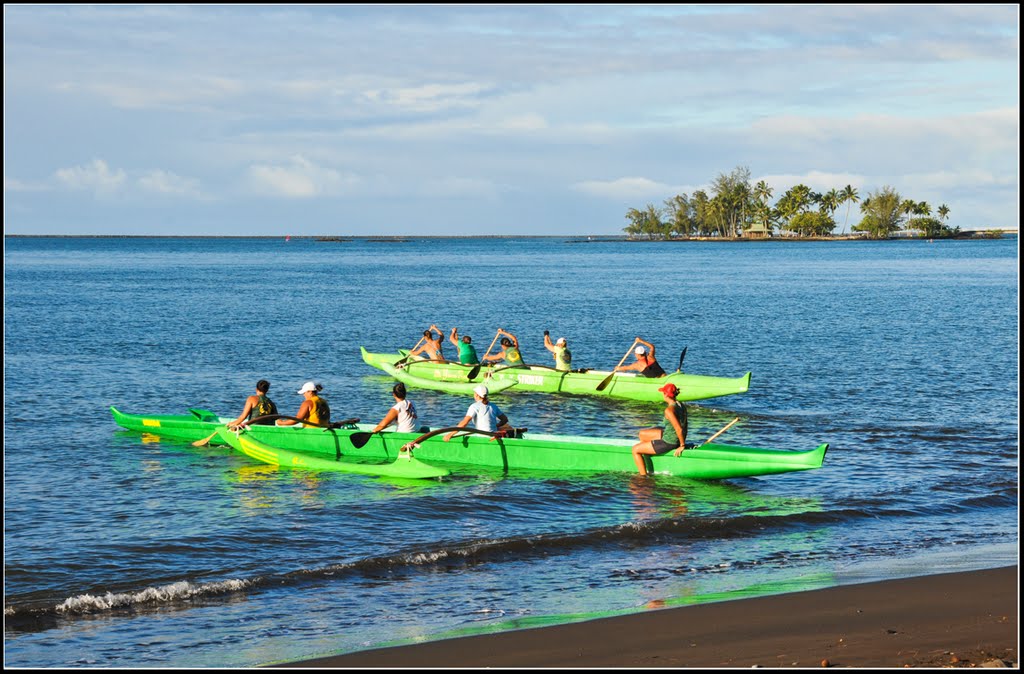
[3,236,1018,668]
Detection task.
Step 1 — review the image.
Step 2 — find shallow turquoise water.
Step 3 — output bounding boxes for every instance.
[3,236,1018,667]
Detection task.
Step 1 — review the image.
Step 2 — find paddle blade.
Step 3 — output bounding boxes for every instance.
[349,432,374,449]
[595,371,615,392]
[467,365,481,380]
[192,430,220,447]
[677,346,688,372]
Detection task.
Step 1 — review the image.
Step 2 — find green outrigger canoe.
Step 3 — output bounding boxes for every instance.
[361,347,752,402]
[111,407,827,480]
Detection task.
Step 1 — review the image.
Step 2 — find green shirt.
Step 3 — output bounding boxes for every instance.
[504,347,522,365]
[662,402,688,446]
[458,342,479,364]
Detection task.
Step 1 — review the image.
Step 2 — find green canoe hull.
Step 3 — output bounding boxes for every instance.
[222,428,449,479]
[361,347,751,403]
[110,406,228,442]
[112,407,826,480]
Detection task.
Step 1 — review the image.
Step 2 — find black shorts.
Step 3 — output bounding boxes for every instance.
[650,439,681,454]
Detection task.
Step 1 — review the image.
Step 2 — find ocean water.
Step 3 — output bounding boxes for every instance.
[3,235,1018,668]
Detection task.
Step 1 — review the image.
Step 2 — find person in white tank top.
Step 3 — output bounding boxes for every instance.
[370,383,419,434]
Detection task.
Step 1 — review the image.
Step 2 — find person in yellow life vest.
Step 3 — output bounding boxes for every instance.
[227,379,279,430]
[482,328,523,366]
[543,331,572,371]
[276,381,331,427]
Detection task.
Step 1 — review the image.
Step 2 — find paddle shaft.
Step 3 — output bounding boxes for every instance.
[192,430,220,447]
[480,330,502,363]
[394,335,427,367]
[702,417,740,445]
[596,338,641,391]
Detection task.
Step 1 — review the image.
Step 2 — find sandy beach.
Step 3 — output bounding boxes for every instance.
[279,565,1017,668]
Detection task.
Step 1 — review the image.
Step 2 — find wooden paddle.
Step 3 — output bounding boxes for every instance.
[192,430,221,447]
[596,338,641,392]
[393,335,427,368]
[467,330,501,379]
[701,417,740,446]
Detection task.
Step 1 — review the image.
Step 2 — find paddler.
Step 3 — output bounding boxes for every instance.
[631,382,688,475]
[275,381,331,427]
[482,329,523,366]
[370,382,420,434]
[406,324,445,362]
[443,385,509,441]
[227,379,279,430]
[449,327,480,365]
[615,337,667,378]
[543,331,572,371]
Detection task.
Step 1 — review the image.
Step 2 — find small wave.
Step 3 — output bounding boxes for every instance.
[55,578,253,615]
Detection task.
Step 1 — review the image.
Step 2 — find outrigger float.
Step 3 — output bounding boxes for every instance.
[111,407,827,481]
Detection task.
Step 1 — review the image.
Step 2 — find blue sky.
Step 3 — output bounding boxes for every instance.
[3,4,1019,235]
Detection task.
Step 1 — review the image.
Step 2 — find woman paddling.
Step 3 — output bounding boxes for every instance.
[631,382,688,475]
[616,337,667,378]
[227,379,278,430]
[370,382,420,434]
[275,381,331,427]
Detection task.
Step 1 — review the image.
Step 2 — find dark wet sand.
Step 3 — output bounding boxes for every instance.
[276,565,1017,668]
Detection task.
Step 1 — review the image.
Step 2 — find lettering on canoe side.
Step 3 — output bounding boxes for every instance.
[517,374,544,386]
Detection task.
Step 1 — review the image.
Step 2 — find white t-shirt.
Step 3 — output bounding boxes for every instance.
[391,399,418,433]
[465,401,503,432]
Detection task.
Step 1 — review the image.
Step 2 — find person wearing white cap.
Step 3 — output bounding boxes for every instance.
[616,337,667,378]
[275,381,331,427]
[443,384,509,442]
[543,330,572,371]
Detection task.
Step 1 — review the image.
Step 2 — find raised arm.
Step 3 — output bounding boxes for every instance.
[637,337,655,360]
[449,327,460,347]
[543,331,555,353]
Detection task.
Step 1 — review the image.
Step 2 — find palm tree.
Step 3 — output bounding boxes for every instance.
[938,204,950,222]
[900,200,917,233]
[839,185,859,235]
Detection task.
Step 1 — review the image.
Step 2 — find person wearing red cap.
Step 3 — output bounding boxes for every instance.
[631,381,688,475]
[616,337,667,378]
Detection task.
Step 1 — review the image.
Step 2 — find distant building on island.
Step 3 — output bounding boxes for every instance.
[742,223,773,239]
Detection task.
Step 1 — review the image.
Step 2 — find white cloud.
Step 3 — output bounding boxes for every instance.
[573,177,682,200]
[4,177,50,192]
[137,170,202,198]
[54,159,126,195]
[246,155,361,198]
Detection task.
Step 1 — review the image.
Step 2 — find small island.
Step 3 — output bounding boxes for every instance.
[621,166,1004,241]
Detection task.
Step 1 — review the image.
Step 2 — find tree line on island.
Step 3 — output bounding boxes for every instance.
[623,166,967,240]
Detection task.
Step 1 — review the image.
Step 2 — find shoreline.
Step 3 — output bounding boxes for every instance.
[276,565,1018,668]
